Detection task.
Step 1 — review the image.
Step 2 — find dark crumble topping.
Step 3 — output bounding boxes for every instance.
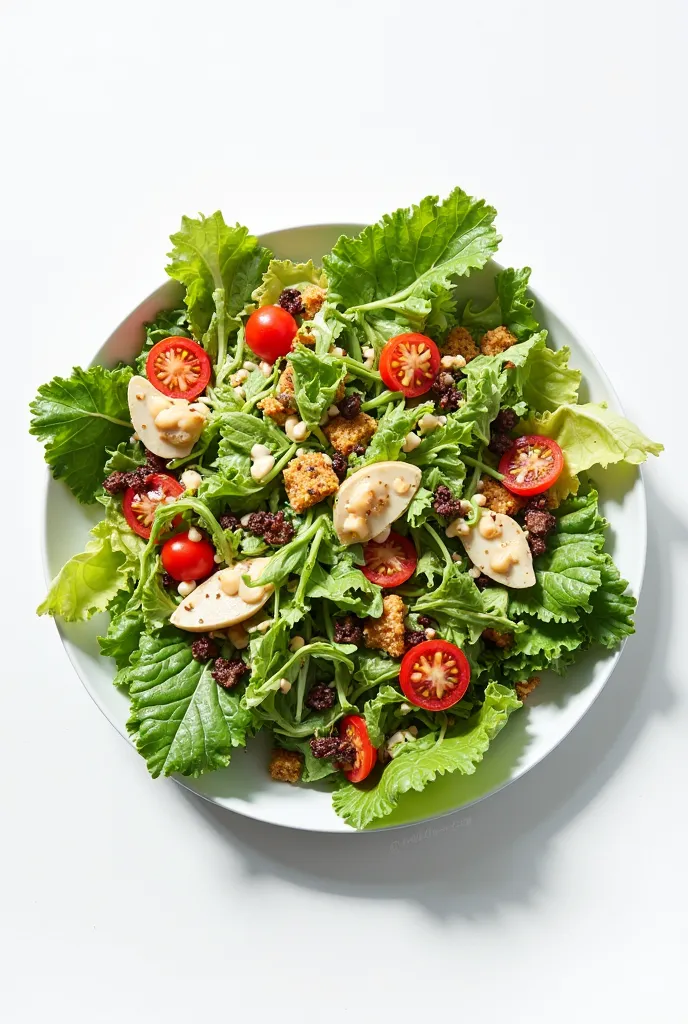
[212,657,249,689]
[219,512,240,531]
[245,510,295,546]
[488,407,519,457]
[278,288,304,316]
[331,452,348,480]
[338,392,362,420]
[333,614,364,646]
[352,444,367,456]
[144,450,170,474]
[432,485,464,519]
[431,370,463,412]
[473,573,494,591]
[102,470,135,495]
[417,615,435,628]
[404,629,427,649]
[334,741,357,769]
[161,572,175,589]
[191,636,219,661]
[305,683,336,711]
[522,495,557,557]
[310,736,342,759]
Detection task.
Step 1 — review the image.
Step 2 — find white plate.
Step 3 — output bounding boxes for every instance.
[42,223,647,832]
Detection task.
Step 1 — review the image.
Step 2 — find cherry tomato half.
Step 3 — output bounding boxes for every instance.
[245,305,298,363]
[399,639,471,712]
[338,715,377,784]
[122,473,184,540]
[498,434,564,497]
[361,531,417,588]
[146,337,212,401]
[379,333,440,397]
[161,530,216,582]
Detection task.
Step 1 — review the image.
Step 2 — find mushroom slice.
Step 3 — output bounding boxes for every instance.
[459,510,535,588]
[170,558,273,632]
[128,375,207,460]
[333,461,421,545]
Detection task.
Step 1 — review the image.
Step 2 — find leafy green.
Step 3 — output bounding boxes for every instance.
[462,266,539,340]
[202,412,292,501]
[126,633,254,778]
[355,400,434,467]
[287,343,347,429]
[103,441,146,475]
[38,501,144,621]
[458,365,502,445]
[363,685,405,747]
[97,589,145,670]
[244,634,355,710]
[166,212,270,371]
[277,736,340,783]
[580,556,636,647]
[135,308,190,375]
[252,259,327,307]
[30,365,133,503]
[519,343,582,412]
[332,683,521,828]
[324,189,499,322]
[306,561,384,618]
[414,565,520,643]
[520,402,664,499]
[493,619,585,682]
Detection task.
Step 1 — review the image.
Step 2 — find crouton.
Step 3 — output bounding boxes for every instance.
[482,628,514,649]
[301,284,327,321]
[443,326,479,362]
[515,676,541,702]
[364,595,407,659]
[480,476,525,516]
[269,748,303,783]
[323,411,377,456]
[283,451,340,513]
[258,365,297,425]
[295,327,316,347]
[480,325,517,357]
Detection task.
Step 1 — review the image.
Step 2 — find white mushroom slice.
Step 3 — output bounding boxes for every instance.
[460,511,535,588]
[127,376,207,460]
[333,461,422,545]
[170,558,273,632]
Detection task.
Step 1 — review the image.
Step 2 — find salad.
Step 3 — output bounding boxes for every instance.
[31,188,662,829]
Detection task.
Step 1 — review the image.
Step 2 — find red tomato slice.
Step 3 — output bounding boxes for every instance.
[122,473,184,540]
[338,715,377,783]
[146,337,212,400]
[399,639,471,711]
[379,333,440,397]
[161,530,216,582]
[245,305,298,363]
[498,434,564,496]
[361,531,417,588]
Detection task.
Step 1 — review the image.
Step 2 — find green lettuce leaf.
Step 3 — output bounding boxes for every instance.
[363,685,405,747]
[519,343,582,412]
[103,441,146,475]
[462,266,539,340]
[354,399,434,467]
[492,619,585,682]
[324,189,499,321]
[38,501,144,621]
[520,402,663,499]
[135,308,190,375]
[252,259,327,307]
[287,343,347,429]
[580,556,636,647]
[126,633,254,778]
[306,561,384,618]
[30,365,133,503]
[332,682,521,828]
[414,564,520,643]
[98,589,146,671]
[202,412,292,502]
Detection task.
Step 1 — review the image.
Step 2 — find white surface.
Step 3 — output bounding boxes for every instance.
[46,243,648,832]
[4,0,687,1020]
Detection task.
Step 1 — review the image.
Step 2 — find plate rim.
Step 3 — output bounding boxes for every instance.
[40,223,648,833]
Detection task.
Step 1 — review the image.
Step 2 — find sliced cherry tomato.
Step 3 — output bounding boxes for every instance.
[379,333,440,397]
[161,530,216,582]
[146,337,212,400]
[498,434,564,497]
[399,639,471,711]
[338,715,377,783]
[245,305,298,363]
[122,473,184,540]
[361,531,417,588]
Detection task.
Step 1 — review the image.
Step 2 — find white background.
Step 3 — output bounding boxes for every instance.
[3,1,687,1020]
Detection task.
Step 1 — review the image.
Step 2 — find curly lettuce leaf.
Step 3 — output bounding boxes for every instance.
[252,259,327,307]
[520,403,663,499]
[353,399,434,467]
[38,501,145,622]
[462,266,539,340]
[287,343,347,429]
[135,308,190,375]
[414,564,521,643]
[363,685,405,747]
[126,633,254,778]
[324,189,499,323]
[580,556,636,647]
[98,589,146,671]
[30,365,133,503]
[492,619,585,682]
[306,561,384,618]
[201,412,292,502]
[332,682,521,829]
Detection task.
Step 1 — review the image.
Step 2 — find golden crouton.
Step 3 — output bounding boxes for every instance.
[283,451,340,513]
[323,411,377,456]
[515,676,541,702]
[269,748,303,783]
[443,326,479,362]
[480,476,525,516]
[295,327,316,347]
[482,628,514,649]
[257,365,297,425]
[480,325,517,357]
[301,284,327,321]
[364,595,407,659]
